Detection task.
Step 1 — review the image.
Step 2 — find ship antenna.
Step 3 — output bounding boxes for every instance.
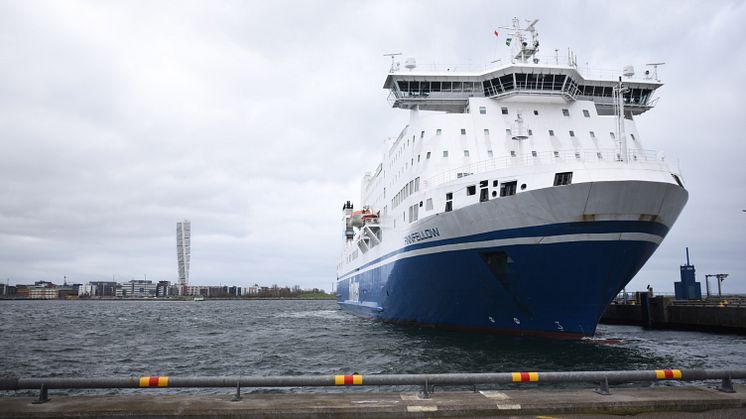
[645,62,666,82]
[383,52,402,73]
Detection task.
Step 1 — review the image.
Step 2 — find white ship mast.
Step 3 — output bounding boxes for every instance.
[498,17,541,64]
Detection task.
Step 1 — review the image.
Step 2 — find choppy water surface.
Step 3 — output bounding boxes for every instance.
[1,299,745,394]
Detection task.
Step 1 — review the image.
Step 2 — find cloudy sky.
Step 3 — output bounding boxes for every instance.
[1,0,744,293]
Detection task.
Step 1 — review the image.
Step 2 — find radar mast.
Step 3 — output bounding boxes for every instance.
[499,17,540,64]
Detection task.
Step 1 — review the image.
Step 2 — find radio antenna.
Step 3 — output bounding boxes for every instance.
[383,52,403,72]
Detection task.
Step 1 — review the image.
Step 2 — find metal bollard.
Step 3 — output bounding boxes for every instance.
[594,376,610,395]
[32,384,49,404]
[718,376,735,393]
[231,381,242,401]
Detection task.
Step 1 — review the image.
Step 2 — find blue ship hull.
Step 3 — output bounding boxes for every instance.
[336,220,665,338]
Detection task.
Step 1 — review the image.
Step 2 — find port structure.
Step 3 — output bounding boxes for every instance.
[705,273,729,298]
[176,220,191,295]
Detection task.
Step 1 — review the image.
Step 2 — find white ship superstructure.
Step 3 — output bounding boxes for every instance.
[336,19,687,338]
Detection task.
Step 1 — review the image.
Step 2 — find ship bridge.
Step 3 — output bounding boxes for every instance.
[383,64,662,116]
[383,18,662,116]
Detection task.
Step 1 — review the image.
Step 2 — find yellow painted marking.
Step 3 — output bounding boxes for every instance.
[528,372,539,382]
[335,375,345,385]
[511,372,521,382]
[672,369,682,379]
[158,376,169,387]
[139,377,149,387]
[353,375,363,385]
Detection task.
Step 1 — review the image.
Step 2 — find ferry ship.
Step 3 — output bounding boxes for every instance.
[335,19,688,338]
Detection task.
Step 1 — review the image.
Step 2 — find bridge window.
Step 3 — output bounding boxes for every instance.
[590,131,596,139]
[426,152,431,159]
[487,150,493,158]
[506,129,512,136]
[533,109,539,115]
[464,150,470,157]
[484,128,490,136]
[510,150,516,157]
[549,129,555,136]
[479,106,486,114]
[436,129,442,135]
[426,198,433,211]
[501,107,509,115]
[531,150,537,157]
[467,185,476,196]
[562,108,570,117]
[460,128,466,135]
[610,132,616,139]
[528,129,533,136]
[583,109,590,118]
[420,131,425,138]
[569,130,575,137]
[442,150,449,158]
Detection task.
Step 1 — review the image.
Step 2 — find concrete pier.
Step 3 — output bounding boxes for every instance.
[602,296,746,334]
[2,384,745,418]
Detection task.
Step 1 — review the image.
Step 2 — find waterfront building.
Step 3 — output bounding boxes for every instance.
[78,283,97,296]
[28,287,59,299]
[120,280,157,298]
[156,281,171,297]
[80,281,118,297]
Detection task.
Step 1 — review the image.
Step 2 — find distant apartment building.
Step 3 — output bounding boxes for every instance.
[156,281,171,297]
[28,287,59,299]
[0,283,15,297]
[120,280,157,298]
[28,287,73,299]
[78,281,118,297]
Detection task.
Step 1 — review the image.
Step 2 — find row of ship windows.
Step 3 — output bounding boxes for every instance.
[393,106,588,159]
[477,106,590,118]
[399,172,574,224]
[389,107,597,172]
[400,131,635,162]
[392,177,421,209]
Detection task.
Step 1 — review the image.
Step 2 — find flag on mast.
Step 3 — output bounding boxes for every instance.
[494,30,499,38]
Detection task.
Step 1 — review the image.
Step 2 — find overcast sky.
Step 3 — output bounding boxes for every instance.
[1,0,744,294]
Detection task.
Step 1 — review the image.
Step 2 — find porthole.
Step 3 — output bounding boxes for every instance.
[520,184,527,190]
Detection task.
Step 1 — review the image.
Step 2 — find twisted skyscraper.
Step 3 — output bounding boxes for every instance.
[176,220,191,294]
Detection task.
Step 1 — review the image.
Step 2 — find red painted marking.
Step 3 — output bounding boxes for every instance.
[149,376,159,387]
[344,375,353,385]
[664,370,674,379]
[520,372,530,382]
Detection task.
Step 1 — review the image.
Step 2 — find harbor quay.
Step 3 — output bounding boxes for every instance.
[601,294,746,334]
[2,370,746,418]
[2,384,746,418]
